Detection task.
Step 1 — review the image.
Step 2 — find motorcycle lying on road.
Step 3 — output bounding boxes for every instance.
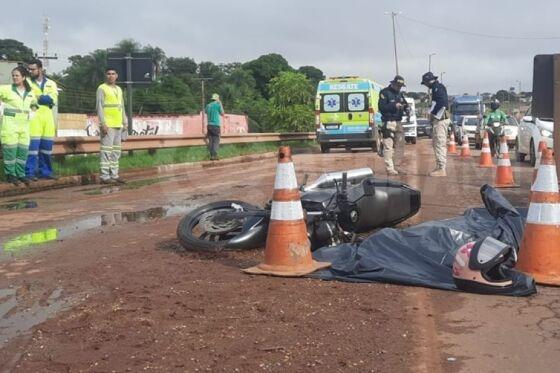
[177,168,421,252]
[486,119,505,156]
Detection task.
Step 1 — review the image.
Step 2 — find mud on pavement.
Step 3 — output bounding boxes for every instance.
[0,139,558,372]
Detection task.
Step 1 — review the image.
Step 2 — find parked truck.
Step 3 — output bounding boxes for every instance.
[450,95,485,145]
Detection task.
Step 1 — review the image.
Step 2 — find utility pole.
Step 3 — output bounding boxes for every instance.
[385,11,401,75]
[428,53,436,72]
[125,54,133,135]
[194,77,212,133]
[440,72,446,84]
[37,15,58,70]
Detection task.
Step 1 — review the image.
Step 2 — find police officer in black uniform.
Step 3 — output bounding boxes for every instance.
[421,71,449,176]
[378,75,409,175]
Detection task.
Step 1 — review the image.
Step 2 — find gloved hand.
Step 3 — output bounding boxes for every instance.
[38,95,54,108]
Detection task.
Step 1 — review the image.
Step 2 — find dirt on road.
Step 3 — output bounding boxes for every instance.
[0,139,558,372]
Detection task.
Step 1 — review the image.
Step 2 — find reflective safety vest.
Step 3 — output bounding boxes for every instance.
[28,77,58,106]
[0,84,37,121]
[98,83,124,128]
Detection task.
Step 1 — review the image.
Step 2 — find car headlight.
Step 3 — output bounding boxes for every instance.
[541,129,553,138]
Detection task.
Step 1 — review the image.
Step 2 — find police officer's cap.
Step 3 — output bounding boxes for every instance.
[391,75,406,86]
[421,72,438,85]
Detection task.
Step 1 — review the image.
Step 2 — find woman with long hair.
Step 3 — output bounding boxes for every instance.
[0,66,38,186]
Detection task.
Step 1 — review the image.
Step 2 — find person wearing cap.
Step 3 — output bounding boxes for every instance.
[377,75,409,175]
[421,72,449,177]
[205,93,225,161]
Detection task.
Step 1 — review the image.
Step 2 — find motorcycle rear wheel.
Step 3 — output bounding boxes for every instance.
[177,200,264,252]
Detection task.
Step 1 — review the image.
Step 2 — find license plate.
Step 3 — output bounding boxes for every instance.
[325,124,340,130]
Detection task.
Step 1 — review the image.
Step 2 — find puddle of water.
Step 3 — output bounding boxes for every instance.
[0,202,200,257]
[0,287,81,348]
[0,200,38,211]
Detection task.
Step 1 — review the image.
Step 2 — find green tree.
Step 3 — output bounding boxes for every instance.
[113,39,142,54]
[297,65,325,88]
[267,71,314,132]
[133,75,197,114]
[243,54,293,98]
[58,49,108,113]
[166,57,198,75]
[0,39,34,62]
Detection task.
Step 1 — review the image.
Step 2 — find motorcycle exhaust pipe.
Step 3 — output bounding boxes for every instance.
[302,167,374,191]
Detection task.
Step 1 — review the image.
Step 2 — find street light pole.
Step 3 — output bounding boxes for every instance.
[428,53,436,72]
[385,11,401,75]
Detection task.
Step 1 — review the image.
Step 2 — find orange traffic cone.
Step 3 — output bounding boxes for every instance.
[243,146,331,277]
[460,135,471,158]
[478,132,495,168]
[494,136,519,188]
[532,140,548,183]
[516,149,560,285]
[448,132,457,154]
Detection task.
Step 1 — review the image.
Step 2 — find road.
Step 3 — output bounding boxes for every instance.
[0,139,558,372]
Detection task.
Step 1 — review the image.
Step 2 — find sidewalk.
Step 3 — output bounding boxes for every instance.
[0,152,277,198]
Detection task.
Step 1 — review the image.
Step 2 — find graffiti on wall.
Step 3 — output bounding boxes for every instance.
[57,114,249,137]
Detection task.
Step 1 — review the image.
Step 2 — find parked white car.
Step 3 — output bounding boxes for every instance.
[515,107,554,166]
[461,115,480,144]
[503,116,519,148]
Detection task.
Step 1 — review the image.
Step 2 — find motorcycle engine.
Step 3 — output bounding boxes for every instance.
[313,220,339,248]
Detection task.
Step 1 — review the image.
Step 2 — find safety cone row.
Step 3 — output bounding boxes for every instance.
[532,140,548,183]
[478,132,495,168]
[448,132,457,154]
[243,146,331,277]
[460,135,471,158]
[517,149,560,285]
[494,136,518,188]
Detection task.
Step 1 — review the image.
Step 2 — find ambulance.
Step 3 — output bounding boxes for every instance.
[315,77,382,153]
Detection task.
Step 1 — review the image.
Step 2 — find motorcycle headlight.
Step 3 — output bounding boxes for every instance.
[540,129,553,138]
[350,209,359,223]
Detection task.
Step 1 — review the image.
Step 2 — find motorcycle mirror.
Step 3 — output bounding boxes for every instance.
[362,179,375,196]
[301,174,309,189]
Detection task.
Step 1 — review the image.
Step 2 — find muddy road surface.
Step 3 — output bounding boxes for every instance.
[0,139,557,372]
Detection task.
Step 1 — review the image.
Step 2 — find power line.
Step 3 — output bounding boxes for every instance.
[400,14,560,40]
[395,17,415,59]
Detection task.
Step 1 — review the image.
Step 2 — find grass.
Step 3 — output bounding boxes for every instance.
[0,140,317,181]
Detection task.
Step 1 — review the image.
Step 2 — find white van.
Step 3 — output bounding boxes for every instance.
[402,97,417,144]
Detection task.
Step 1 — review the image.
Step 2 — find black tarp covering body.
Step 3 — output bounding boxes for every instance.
[311,185,536,296]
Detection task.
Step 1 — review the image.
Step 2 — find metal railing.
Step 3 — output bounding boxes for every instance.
[53,132,317,155]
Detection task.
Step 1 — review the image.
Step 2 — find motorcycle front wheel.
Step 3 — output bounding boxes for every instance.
[177,200,267,252]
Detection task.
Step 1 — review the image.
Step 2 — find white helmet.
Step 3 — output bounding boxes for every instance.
[453,237,521,294]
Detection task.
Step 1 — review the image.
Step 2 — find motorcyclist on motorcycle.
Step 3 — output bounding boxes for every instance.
[484,100,507,156]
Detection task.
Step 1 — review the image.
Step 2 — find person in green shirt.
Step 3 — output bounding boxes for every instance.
[484,100,507,156]
[205,93,225,161]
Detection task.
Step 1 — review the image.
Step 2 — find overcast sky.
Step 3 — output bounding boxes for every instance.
[1,0,559,94]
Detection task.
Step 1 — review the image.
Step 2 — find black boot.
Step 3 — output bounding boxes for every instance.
[18,177,31,187]
[6,176,20,186]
